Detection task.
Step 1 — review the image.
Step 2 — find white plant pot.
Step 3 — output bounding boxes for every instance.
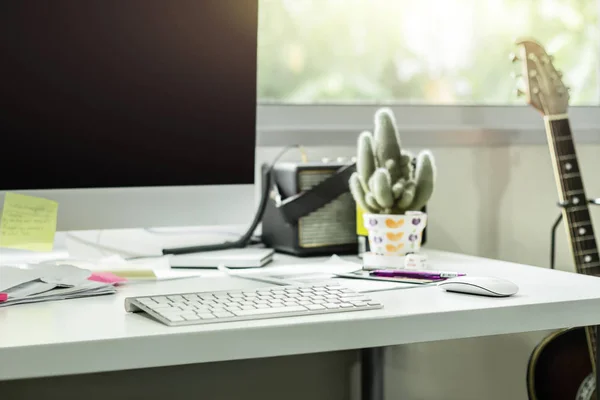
[362,211,427,256]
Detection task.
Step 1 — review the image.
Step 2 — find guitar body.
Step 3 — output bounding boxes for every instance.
[527,327,596,400]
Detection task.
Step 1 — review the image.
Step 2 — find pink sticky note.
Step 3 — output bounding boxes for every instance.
[88,272,127,284]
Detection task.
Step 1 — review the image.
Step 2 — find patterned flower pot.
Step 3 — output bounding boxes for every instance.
[362,211,427,256]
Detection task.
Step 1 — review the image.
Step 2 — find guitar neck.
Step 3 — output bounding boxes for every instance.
[544,114,599,370]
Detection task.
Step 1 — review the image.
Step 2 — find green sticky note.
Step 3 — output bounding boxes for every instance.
[0,193,59,252]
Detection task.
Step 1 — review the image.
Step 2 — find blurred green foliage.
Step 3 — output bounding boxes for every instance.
[257,0,599,105]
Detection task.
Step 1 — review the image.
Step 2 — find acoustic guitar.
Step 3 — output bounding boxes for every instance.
[512,38,600,400]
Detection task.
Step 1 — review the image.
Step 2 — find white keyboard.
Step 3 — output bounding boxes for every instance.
[124,283,383,326]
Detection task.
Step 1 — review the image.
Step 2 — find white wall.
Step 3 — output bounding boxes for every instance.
[257,142,600,400]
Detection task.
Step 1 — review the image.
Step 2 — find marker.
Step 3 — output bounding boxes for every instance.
[370,270,466,280]
[0,293,7,302]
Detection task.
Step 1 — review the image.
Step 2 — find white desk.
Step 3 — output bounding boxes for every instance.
[2,249,600,400]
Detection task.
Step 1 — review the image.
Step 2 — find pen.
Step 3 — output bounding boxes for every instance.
[370,270,466,279]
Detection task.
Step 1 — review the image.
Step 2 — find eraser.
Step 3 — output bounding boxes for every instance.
[0,293,8,302]
[404,253,428,270]
[362,252,406,270]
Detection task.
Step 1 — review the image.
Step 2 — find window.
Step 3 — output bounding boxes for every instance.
[257,0,599,106]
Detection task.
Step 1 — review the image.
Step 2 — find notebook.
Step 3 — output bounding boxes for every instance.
[169,248,275,269]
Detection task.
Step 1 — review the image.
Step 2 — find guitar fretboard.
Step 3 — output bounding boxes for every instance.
[545,116,599,370]
[546,118,600,276]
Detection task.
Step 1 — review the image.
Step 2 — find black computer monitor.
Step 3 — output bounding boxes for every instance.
[0,0,259,230]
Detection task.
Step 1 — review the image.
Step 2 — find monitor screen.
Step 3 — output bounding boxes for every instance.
[0,0,258,191]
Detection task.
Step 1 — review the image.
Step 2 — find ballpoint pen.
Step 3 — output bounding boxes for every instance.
[370,270,466,280]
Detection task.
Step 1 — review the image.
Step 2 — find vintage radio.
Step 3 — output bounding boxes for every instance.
[261,160,358,256]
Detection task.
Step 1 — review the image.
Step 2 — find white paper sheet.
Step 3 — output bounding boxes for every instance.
[221,255,428,293]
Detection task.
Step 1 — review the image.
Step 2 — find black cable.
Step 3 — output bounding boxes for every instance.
[162,145,301,255]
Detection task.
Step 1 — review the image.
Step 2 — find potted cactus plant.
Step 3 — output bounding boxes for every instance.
[349,107,436,262]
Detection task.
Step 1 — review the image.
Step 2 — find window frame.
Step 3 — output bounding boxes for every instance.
[256,104,600,147]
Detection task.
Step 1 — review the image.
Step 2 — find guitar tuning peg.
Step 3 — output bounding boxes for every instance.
[510,71,521,79]
[515,88,525,97]
[509,53,520,63]
[557,70,563,77]
[543,54,554,63]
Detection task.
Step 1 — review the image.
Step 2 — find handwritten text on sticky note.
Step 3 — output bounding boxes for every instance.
[0,193,59,252]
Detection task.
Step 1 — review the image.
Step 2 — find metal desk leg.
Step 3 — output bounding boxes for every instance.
[361,347,385,400]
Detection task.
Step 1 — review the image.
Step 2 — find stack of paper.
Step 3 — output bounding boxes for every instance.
[0,263,116,307]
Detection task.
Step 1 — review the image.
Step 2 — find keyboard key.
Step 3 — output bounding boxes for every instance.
[157,309,179,317]
[152,296,170,303]
[306,304,325,310]
[233,306,307,317]
[214,311,235,318]
[152,303,173,309]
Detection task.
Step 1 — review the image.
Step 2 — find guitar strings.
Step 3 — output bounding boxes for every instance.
[554,120,598,269]
[550,119,598,357]
[552,120,585,266]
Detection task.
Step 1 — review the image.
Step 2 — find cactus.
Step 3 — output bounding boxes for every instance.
[349,108,436,215]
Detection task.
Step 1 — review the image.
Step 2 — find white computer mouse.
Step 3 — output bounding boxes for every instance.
[437,276,518,297]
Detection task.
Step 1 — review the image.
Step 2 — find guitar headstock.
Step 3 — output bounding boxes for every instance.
[512,38,569,115]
